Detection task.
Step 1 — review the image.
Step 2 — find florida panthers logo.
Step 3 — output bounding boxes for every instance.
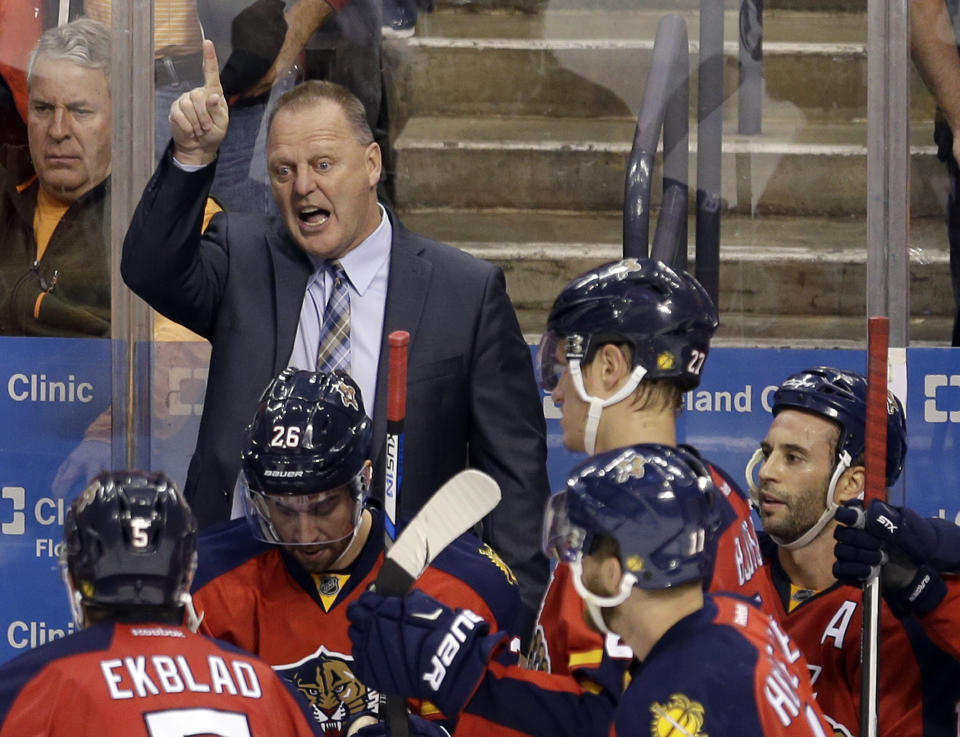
[334,380,359,411]
[277,647,379,737]
[650,693,707,737]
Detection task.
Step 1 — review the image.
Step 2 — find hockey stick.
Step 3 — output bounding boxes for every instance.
[860,315,889,737]
[384,330,410,545]
[377,468,502,736]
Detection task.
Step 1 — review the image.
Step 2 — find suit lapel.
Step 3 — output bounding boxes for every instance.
[266,225,313,375]
[370,217,432,469]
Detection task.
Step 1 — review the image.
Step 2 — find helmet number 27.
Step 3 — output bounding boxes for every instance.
[687,350,706,376]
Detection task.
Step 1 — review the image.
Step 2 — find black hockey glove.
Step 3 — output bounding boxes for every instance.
[219,0,287,98]
[834,500,947,618]
[347,589,506,717]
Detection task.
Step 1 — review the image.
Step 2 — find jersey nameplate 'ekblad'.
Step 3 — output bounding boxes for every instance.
[191,507,520,736]
[0,621,317,737]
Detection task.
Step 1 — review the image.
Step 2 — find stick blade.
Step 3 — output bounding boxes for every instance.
[377,469,501,595]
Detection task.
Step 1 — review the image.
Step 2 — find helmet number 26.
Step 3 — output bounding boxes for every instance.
[271,425,302,449]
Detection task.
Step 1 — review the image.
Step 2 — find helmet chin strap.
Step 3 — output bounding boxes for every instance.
[570,557,637,636]
[327,504,368,569]
[568,359,647,455]
[183,593,204,632]
[745,448,854,550]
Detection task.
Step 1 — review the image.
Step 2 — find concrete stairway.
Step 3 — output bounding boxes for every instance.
[381,1,953,346]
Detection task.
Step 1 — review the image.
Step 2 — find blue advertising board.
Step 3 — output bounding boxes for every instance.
[0,338,111,661]
[0,339,957,664]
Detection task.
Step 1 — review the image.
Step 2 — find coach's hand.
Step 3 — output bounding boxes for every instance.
[834,501,947,618]
[347,589,505,717]
[169,40,229,167]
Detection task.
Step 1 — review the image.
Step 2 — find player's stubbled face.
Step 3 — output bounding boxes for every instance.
[755,410,838,544]
[266,487,357,573]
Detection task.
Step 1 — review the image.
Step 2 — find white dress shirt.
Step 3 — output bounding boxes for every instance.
[287,204,392,415]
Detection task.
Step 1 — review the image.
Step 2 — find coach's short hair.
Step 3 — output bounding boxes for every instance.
[267,80,374,146]
[27,18,112,89]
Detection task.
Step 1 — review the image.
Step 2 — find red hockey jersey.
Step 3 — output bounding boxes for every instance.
[763,539,960,737]
[528,458,776,680]
[192,510,520,736]
[0,621,316,737]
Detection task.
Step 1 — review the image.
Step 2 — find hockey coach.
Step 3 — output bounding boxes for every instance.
[120,39,550,637]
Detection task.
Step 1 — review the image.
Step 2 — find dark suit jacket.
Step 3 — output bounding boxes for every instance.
[121,151,550,633]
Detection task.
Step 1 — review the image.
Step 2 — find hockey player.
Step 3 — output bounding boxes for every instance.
[190,368,519,736]
[0,470,317,737]
[747,366,960,736]
[530,258,775,678]
[344,259,776,737]
[349,444,833,737]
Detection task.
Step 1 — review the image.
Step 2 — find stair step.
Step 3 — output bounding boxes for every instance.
[392,116,943,216]
[432,1,867,15]
[387,9,932,121]
[399,208,952,326]
[517,310,953,347]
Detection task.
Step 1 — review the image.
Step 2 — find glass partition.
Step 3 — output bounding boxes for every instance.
[1,0,956,665]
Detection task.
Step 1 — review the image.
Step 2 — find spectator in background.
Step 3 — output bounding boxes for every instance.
[911,0,960,344]
[83,0,347,213]
[121,57,551,640]
[0,470,318,737]
[382,0,417,38]
[0,0,47,148]
[0,18,111,336]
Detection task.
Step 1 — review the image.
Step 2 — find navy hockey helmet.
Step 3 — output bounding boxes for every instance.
[240,368,373,547]
[242,368,373,496]
[744,366,908,550]
[771,366,907,486]
[61,470,197,620]
[537,258,718,393]
[544,443,716,591]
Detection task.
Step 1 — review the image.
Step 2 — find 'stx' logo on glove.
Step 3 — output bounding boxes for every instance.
[423,610,485,691]
[876,514,898,535]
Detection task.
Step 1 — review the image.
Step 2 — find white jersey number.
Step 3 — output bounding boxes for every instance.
[144,708,252,737]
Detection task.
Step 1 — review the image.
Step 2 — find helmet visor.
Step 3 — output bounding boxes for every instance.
[541,491,586,563]
[536,330,566,392]
[241,474,363,548]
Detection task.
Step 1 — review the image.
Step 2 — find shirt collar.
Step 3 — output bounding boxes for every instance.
[308,204,392,296]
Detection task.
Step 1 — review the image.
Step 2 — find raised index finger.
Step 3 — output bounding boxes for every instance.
[201,39,222,94]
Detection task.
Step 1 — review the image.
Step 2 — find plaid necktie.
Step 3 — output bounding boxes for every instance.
[316,261,351,373]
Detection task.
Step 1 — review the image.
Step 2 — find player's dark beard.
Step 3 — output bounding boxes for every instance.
[761,474,832,545]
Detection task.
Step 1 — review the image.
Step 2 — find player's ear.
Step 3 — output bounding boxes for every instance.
[596,343,630,391]
[834,464,865,506]
[361,459,373,489]
[597,554,625,597]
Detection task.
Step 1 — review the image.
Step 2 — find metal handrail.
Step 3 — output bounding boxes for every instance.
[739,0,763,135]
[622,14,689,269]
